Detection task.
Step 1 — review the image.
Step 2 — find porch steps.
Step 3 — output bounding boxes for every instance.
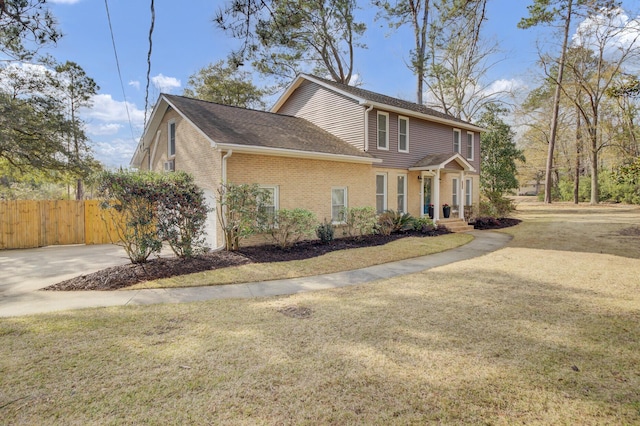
[436,218,475,233]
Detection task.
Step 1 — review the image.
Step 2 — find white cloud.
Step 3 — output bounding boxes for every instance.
[86,123,121,136]
[484,78,528,96]
[93,138,137,168]
[573,8,640,60]
[151,74,181,93]
[82,94,145,125]
[128,80,140,90]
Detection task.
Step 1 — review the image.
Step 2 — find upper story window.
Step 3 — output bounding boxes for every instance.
[466,132,474,160]
[453,129,461,154]
[168,121,176,157]
[398,116,409,153]
[377,112,389,150]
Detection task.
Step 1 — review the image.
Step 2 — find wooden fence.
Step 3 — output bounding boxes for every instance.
[0,200,121,250]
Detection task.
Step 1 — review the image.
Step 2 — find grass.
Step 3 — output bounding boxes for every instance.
[130,233,473,289]
[1,201,639,424]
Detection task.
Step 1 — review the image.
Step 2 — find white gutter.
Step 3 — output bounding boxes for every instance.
[363,104,374,151]
[213,143,381,164]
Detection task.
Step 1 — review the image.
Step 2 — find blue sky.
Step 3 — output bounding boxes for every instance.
[38,0,637,167]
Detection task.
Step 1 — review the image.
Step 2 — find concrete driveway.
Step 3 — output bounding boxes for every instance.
[0,244,130,296]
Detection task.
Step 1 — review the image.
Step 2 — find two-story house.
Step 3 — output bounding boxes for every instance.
[130,74,483,248]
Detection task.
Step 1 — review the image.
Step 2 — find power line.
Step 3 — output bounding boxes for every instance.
[103,0,136,143]
[143,0,155,130]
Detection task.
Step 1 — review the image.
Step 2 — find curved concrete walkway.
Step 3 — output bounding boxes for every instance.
[0,231,511,318]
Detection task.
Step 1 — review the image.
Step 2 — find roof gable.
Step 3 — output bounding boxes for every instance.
[273,74,484,133]
[410,152,476,172]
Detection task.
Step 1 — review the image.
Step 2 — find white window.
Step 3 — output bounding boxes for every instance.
[259,186,279,220]
[377,112,389,150]
[376,173,387,214]
[466,132,474,160]
[397,174,407,213]
[453,129,461,154]
[168,121,176,157]
[465,178,473,206]
[452,178,459,207]
[398,116,409,152]
[331,187,347,223]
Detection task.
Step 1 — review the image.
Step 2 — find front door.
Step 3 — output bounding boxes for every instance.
[423,176,433,217]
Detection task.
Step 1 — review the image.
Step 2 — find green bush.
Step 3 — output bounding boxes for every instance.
[342,206,377,238]
[216,183,272,251]
[156,172,211,258]
[96,170,212,263]
[267,208,317,249]
[479,196,515,217]
[412,216,436,233]
[316,219,335,244]
[377,210,414,236]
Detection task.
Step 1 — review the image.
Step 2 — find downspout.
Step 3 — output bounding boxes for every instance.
[363,104,374,151]
[215,149,233,251]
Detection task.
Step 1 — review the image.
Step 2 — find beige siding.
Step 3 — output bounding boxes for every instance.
[277,80,365,150]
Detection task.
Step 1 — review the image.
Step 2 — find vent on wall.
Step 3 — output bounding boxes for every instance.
[163,159,175,172]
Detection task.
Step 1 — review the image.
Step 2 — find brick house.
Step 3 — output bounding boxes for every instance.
[131,74,483,248]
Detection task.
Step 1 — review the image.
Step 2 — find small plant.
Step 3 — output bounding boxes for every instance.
[217,183,272,251]
[377,210,414,236]
[342,206,377,238]
[413,216,436,234]
[316,219,335,243]
[267,208,317,249]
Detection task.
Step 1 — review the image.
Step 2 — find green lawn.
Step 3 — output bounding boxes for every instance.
[1,202,639,424]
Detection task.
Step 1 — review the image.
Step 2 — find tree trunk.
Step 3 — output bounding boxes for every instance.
[414,0,429,104]
[590,127,598,205]
[544,0,573,204]
[574,111,581,204]
[76,179,84,200]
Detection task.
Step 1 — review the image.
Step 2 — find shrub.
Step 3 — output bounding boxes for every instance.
[479,196,515,217]
[267,208,317,249]
[342,206,377,238]
[96,170,212,263]
[377,210,414,236]
[216,183,272,251]
[316,219,335,244]
[412,216,436,234]
[96,170,164,264]
[156,172,211,258]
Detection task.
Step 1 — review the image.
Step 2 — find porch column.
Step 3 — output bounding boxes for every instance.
[434,169,441,222]
[460,170,465,221]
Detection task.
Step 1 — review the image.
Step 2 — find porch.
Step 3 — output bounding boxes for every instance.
[410,153,477,230]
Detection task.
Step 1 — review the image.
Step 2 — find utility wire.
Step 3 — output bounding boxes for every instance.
[103,0,136,143]
[143,0,155,130]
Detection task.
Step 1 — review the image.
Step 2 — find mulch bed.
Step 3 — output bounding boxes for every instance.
[44,219,520,292]
[472,217,522,230]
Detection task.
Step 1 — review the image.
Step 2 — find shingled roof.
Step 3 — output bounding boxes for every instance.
[162,94,376,160]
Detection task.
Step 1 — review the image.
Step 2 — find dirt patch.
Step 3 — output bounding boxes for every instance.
[616,227,640,237]
[278,305,313,319]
